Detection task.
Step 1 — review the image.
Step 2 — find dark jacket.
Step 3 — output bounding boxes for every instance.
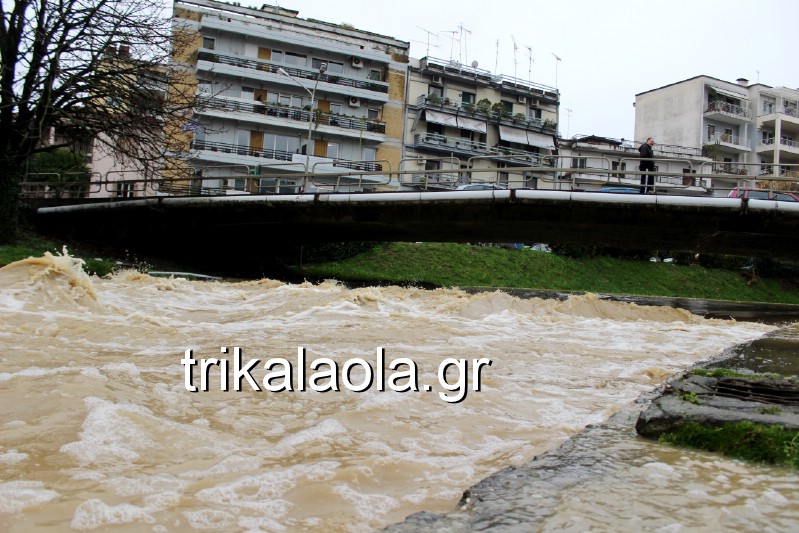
[638,142,655,170]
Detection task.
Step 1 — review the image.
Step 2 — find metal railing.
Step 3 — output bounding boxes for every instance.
[705,100,750,119]
[416,95,556,132]
[197,51,388,94]
[707,132,750,149]
[19,160,799,199]
[197,95,386,134]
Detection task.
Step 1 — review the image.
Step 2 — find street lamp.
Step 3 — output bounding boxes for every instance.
[277,63,327,174]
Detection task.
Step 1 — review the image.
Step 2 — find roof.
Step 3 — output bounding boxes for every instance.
[634,74,773,98]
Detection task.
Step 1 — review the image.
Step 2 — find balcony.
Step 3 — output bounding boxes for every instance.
[419,56,559,104]
[704,100,750,123]
[412,133,551,165]
[196,51,389,98]
[415,95,557,133]
[196,96,386,136]
[189,140,382,171]
[757,137,799,156]
[706,132,751,152]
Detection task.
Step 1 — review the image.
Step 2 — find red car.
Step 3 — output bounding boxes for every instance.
[727,187,799,202]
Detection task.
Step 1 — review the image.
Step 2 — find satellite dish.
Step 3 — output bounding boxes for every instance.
[471,60,479,68]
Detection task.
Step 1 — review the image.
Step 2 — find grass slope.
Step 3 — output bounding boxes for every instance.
[296,242,799,304]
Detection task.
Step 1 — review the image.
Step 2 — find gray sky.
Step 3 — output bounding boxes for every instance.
[244,0,799,142]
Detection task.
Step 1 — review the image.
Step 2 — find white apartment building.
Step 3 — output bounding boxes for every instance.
[170,0,409,194]
[402,56,559,190]
[556,135,711,193]
[634,75,799,193]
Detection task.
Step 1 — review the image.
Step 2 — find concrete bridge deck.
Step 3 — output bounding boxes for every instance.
[34,189,799,263]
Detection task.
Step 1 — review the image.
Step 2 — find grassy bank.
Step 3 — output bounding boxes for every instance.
[295,242,799,304]
[3,230,798,304]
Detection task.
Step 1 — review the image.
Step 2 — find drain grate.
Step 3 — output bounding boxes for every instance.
[712,378,799,406]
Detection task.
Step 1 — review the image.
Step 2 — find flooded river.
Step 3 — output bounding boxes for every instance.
[1,252,796,532]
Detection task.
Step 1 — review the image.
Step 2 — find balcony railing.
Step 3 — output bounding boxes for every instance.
[197,96,386,134]
[413,133,551,164]
[189,140,383,171]
[759,138,799,150]
[712,163,749,176]
[705,100,749,119]
[416,95,557,132]
[197,51,389,94]
[707,132,750,149]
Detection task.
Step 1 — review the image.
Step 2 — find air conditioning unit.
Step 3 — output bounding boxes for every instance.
[351,57,364,68]
[431,75,443,85]
[517,95,527,104]
[348,96,360,107]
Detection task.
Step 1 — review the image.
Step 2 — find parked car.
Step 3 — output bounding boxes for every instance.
[727,187,799,202]
[598,187,639,194]
[455,183,506,191]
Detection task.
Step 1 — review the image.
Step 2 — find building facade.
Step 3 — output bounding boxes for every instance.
[634,75,799,191]
[402,56,559,190]
[170,0,409,194]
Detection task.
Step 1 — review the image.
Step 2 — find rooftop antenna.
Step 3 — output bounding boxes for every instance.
[457,22,471,64]
[494,39,500,74]
[552,52,562,89]
[511,35,518,79]
[756,70,760,83]
[416,26,439,57]
[525,45,533,84]
[441,30,459,62]
[564,107,573,138]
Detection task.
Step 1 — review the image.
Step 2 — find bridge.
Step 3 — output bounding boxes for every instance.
[32,187,799,272]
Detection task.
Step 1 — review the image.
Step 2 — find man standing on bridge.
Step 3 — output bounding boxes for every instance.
[638,137,656,194]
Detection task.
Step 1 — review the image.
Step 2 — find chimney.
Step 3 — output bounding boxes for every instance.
[736,78,749,87]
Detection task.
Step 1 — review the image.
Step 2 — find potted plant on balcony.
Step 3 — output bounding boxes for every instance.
[427,94,441,105]
[463,102,475,113]
[513,113,526,123]
[543,119,557,130]
[477,98,492,114]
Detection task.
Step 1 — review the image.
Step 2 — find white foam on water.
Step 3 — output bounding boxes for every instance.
[102,474,188,497]
[0,480,60,513]
[0,450,28,465]
[70,499,154,530]
[276,418,347,449]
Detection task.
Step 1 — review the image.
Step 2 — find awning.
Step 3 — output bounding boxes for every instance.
[498,125,529,145]
[708,85,748,101]
[456,115,487,134]
[526,131,556,150]
[424,110,459,128]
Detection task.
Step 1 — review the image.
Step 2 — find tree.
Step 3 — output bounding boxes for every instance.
[0,0,197,242]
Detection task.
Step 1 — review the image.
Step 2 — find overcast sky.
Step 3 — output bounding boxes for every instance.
[242,0,798,142]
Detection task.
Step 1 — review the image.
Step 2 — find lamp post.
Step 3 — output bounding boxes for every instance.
[277,63,327,175]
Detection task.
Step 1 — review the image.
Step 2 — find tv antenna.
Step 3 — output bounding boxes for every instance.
[525,45,534,83]
[441,30,459,62]
[415,26,439,57]
[552,52,562,89]
[511,35,518,79]
[457,22,471,64]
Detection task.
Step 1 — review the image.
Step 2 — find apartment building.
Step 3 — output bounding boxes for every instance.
[557,135,711,193]
[634,75,799,192]
[170,0,409,193]
[402,56,559,190]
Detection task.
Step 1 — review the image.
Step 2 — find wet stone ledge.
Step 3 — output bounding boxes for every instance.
[635,373,799,438]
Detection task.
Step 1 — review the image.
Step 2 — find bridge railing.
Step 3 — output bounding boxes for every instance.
[19,161,799,199]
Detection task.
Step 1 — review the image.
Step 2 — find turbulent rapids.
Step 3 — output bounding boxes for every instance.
[1,251,795,532]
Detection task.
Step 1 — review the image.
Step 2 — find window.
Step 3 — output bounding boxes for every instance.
[330,103,342,115]
[572,157,587,169]
[202,37,215,50]
[611,161,626,179]
[327,142,339,159]
[500,101,513,114]
[528,108,542,121]
[459,129,473,140]
[271,50,283,62]
[461,92,475,105]
[368,68,382,81]
[313,58,343,74]
[428,85,443,98]
[367,108,380,120]
[284,52,306,66]
[116,182,135,198]
[240,87,254,100]
[707,124,715,140]
[237,130,250,155]
[363,147,376,161]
